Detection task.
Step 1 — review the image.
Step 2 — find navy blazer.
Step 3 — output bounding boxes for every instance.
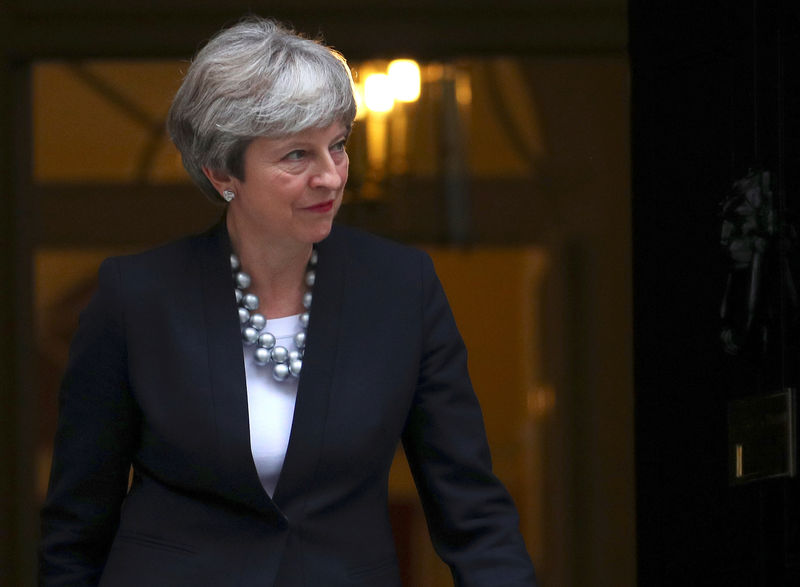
[40,221,536,587]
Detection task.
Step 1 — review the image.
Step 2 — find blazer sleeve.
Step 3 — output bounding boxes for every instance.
[39,258,139,587]
[401,252,537,587]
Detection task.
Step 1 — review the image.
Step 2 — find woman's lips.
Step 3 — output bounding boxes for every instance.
[304,200,334,213]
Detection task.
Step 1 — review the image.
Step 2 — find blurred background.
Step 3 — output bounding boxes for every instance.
[0,1,633,585]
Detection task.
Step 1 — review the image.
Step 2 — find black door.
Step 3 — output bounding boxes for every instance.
[632,0,800,584]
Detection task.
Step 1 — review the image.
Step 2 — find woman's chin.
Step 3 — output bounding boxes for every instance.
[312,206,341,242]
[299,218,335,245]
[311,223,335,244]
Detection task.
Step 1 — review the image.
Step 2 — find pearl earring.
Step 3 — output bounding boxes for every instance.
[222,189,235,202]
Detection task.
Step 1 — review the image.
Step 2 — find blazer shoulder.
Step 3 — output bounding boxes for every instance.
[117,228,214,268]
[111,224,225,269]
[327,223,429,270]
[103,222,225,296]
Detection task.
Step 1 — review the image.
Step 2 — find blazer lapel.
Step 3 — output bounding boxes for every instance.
[272,226,347,509]
[199,220,284,519]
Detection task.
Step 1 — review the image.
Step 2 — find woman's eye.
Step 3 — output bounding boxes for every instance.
[284,150,305,161]
[331,140,347,152]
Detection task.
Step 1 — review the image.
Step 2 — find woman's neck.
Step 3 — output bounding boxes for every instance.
[227,215,312,319]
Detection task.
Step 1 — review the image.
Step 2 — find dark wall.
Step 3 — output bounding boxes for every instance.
[632,0,800,584]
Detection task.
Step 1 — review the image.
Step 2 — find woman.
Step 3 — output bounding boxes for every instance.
[39,17,537,587]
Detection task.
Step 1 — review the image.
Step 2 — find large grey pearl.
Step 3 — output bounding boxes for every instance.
[254,347,270,366]
[258,332,276,349]
[250,313,266,330]
[243,326,259,344]
[235,271,251,289]
[288,349,301,363]
[235,289,243,304]
[243,293,259,311]
[271,345,289,364]
[294,331,306,350]
[289,359,302,377]
[273,363,290,381]
[230,254,240,271]
[305,270,316,287]
[299,312,310,328]
[238,307,250,324]
[309,250,318,266]
[303,292,313,309]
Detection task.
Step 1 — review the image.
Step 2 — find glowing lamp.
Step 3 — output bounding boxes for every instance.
[388,59,421,102]
[354,82,368,120]
[364,73,394,113]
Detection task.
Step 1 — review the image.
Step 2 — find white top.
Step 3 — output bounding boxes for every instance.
[243,313,302,497]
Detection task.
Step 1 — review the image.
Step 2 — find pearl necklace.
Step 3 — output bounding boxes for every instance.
[231,249,317,381]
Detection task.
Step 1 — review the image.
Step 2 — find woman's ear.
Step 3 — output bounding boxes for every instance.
[202,166,234,197]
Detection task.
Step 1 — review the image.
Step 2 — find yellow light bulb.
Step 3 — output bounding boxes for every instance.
[388,59,421,102]
[364,73,394,113]
[354,82,368,120]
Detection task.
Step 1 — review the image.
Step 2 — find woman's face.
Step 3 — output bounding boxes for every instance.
[225,122,350,248]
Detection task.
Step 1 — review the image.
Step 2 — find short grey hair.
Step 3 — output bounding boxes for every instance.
[167,17,357,202]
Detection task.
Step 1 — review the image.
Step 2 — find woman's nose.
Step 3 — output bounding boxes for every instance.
[310,153,345,190]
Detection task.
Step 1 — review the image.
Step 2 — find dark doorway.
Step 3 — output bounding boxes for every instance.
[632,0,800,584]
